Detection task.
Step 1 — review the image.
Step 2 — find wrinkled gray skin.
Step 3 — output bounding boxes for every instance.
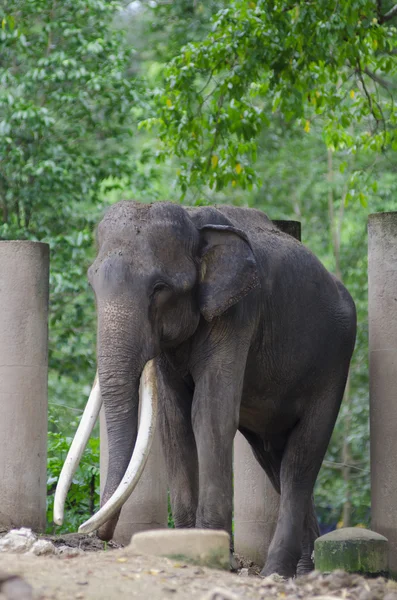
[88,201,356,578]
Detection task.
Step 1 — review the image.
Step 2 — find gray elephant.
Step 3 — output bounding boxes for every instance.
[54,201,356,578]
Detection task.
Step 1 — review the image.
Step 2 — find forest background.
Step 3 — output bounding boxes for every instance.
[1,0,397,535]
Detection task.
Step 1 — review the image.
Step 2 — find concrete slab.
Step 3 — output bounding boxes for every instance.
[128,528,230,570]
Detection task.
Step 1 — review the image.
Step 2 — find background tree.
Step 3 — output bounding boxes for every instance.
[136,0,397,531]
[154,0,397,193]
[1,0,396,534]
[1,0,140,530]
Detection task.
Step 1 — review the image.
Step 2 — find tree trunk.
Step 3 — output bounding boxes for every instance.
[327,147,352,527]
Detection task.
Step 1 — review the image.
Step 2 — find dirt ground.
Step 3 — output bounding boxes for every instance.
[1,533,397,600]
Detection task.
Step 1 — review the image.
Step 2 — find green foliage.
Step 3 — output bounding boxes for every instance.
[168,493,175,529]
[152,0,397,193]
[0,0,139,402]
[129,1,224,62]
[46,411,100,533]
[0,0,137,528]
[242,115,397,529]
[0,0,137,233]
[1,0,395,536]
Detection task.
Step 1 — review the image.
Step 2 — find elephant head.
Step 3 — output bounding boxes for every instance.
[53,201,259,538]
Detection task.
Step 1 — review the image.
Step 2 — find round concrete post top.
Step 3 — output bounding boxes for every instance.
[0,240,49,249]
[368,211,397,220]
[315,527,389,576]
[368,211,397,231]
[317,527,388,542]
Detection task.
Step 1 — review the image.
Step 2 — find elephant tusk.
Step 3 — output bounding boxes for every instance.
[78,359,158,534]
[53,373,102,526]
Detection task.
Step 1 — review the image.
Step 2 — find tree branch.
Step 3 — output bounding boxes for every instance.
[379,3,397,23]
[327,148,342,281]
[355,61,386,135]
[205,93,225,172]
[364,67,391,89]
[357,68,375,119]
[323,460,368,473]
[49,402,83,413]
[342,374,352,527]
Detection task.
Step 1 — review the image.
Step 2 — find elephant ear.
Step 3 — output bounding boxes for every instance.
[198,224,260,322]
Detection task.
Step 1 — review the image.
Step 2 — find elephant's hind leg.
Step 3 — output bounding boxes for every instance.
[296,496,320,576]
[261,373,347,578]
[240,428,319,576]
[156,356,198,528]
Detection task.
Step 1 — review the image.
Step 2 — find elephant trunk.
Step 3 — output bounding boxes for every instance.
[54,300,158,538]
[80,359,158,538]
[96,349,139,541]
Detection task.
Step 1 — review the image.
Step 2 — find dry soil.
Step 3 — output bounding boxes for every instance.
[1,534,397,600]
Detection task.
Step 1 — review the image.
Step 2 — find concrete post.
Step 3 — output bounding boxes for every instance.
[0,241,49,531]
[368,212,397,577]
[233,219,301,566]
[233,432,280,565]
[100,389,168,545]
[272,220,301,241]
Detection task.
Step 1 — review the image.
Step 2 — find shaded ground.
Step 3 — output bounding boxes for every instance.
[40,533,121,553]
[1,534,397,600]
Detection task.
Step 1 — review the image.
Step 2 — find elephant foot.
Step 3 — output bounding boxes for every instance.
[260,557,297,579]
[260,566,290,579]
[296,555,314,577]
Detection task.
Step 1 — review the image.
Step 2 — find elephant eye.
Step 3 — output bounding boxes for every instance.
[152,281,171,296]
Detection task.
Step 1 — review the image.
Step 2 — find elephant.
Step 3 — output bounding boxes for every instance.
[54,200,356,578]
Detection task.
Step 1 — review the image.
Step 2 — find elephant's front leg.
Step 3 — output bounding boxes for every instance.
[192,367,242,542]
[156,356,198,528]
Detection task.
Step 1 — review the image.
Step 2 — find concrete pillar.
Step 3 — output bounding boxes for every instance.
[233,432,280,565]
[100,389,168,545]
[272,220,301,240]
[368,212,397,577]
[0,241,49,531]
[233,219,301,565]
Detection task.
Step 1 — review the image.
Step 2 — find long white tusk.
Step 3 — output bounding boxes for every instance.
[78,359,158,534]
[53,373,102,526]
